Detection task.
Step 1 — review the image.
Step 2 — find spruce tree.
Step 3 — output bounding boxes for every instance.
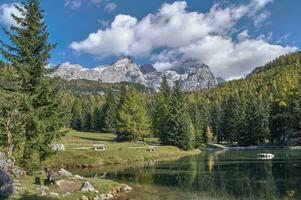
[165,81,194,150]
[220,94,241,144]
[239,95,269,145]
[101,90,117,133]
[117,87,151,141]
[189,102,205,147]
[70,98,83,130]
[153,76,171,139]
[0,0,68,167]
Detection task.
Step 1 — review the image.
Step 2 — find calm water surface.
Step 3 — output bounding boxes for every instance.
[76,148,301,200]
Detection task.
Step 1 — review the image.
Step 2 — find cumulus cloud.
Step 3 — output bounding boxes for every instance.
[0,3,22,27]
[65,0,82,10]
[104,2,117,13]
[70,0,297,79]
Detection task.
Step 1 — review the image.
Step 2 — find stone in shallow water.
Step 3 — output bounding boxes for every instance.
[0,169,13,197]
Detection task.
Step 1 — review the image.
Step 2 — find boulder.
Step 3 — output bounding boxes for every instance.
[36,185,49,197]
[58,168,72,177]
[44,167,60,183]
[0,152,12,172]
[13,180,26,194]
[94,194,107,200]
[106,193,114,199]
[52,144,65,151]
[0,169,13,197]
[73,175,84,180]
[122,185,133,192]
[81,181,96,192]
[11,166,27,177]
[81,195,89,200]
[49,192,60,197]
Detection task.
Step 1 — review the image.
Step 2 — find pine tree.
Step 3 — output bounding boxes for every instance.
[189,103,204,148]
[239,95,269,145]
[101,90,117,133]
[165,81,195,150]
[117,87,151,141]
[153,76,171,139]
[70,98,83,130]
[220,94,241,144]
[0,0,68,167]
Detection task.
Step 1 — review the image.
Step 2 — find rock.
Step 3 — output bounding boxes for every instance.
[81,181,96,192]
[39,190,47,197]
[81,195,89,200]
[12,180,26,194]
[106,193,114,199]
[11,166,27,177]
[61,192,71,197]
[92,144,106,151]
[44,167,60,183]
[49,192,60,197]
[287,132,301,146]
[122,185,133,192]
[0,169,13,197]
[52,144,65,151]
[0,153,8,170]
[58,168,72,177]
[36,185,49,191]
[36,185,49,197]
[94,194,107,200]
[73,175,84,180]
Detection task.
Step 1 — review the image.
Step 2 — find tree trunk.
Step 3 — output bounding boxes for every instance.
[6,124,15,168]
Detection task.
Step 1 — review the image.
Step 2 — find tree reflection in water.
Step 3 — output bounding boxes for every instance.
[82,149,301,200]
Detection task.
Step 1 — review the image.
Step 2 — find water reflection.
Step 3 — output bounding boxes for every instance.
[77,149,301,200]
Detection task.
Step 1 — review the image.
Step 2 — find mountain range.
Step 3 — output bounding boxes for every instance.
[50,56,224,91]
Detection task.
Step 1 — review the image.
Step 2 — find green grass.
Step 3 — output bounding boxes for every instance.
[45,129,200,168]
[9,173,125,200]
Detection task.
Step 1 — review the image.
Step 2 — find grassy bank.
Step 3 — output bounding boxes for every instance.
[45,129,200,168]
[10,173,125,200]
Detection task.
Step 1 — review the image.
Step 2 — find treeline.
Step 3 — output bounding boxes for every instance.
[69,52,301,149]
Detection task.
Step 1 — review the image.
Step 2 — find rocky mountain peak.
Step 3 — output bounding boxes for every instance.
[172,57,209,74]
[51,57,224,91]
[139,64,157,75]
[113,56,134,66]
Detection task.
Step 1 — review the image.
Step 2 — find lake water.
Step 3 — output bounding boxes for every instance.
[76,148,301,200]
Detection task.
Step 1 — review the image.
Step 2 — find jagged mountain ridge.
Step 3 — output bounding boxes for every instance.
[50,56,224,91]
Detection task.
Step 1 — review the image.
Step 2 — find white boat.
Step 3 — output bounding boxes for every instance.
[257,153,275,160]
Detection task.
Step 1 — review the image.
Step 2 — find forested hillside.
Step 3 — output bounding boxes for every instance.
[66,52,301,148]
[191,52,301,146]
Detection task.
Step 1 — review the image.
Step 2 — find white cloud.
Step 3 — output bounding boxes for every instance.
[98,19,110,28]
[65,0,82,10]
[0,3,22,27]
[254,10,271,27]
[104,2,117,13]
[70,0,297,79]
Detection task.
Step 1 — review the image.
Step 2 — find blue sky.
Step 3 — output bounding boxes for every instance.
[0,0,300,79]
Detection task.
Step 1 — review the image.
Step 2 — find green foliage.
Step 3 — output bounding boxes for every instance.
[101,90,118,132]
[117,86,151,141]
[153,76,171,138]
[195,52,301,146]
[0,0,70,169]
[161,81,195,150]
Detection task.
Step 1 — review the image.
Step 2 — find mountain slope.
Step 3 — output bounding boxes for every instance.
[51,57,224,91]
